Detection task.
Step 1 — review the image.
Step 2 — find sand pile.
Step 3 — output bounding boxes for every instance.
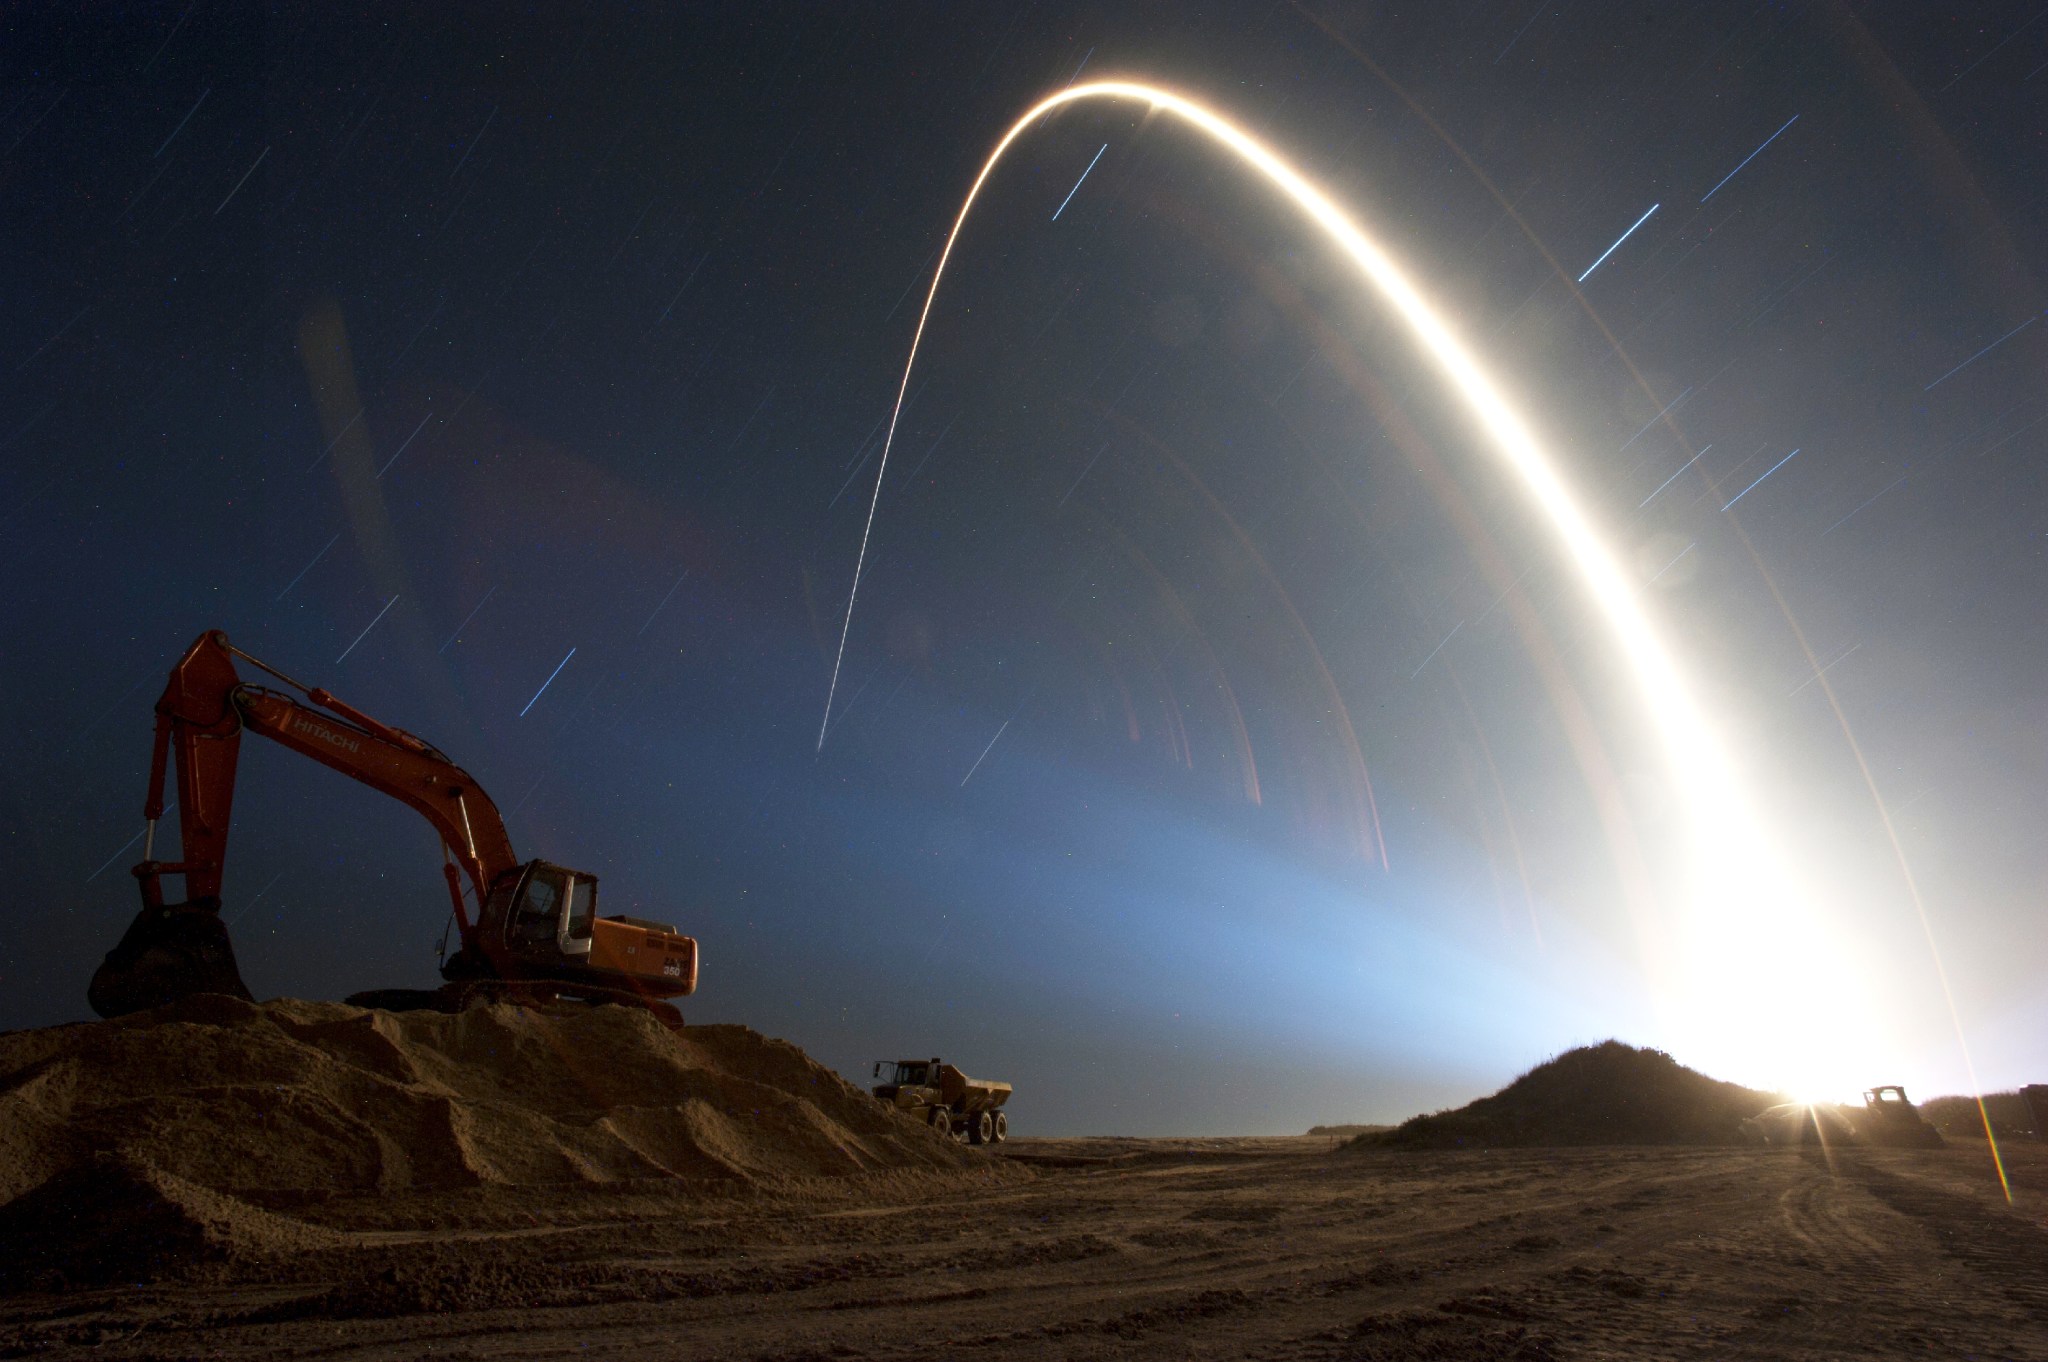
[0,994,974,1283]
[1359,1041,1779,1149]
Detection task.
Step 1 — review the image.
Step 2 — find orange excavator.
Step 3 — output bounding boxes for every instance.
[88,630,698,1024]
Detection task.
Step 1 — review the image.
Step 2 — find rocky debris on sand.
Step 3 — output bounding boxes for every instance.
[1356,1040,1780,1149]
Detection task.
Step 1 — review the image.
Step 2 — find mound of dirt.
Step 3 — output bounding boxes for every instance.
[0,994,976,1282]
[1358,1041,1779,1150]
[0,1158,344,1291]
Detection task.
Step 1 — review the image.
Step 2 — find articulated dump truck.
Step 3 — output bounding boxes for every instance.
[872,1057,1011,1145]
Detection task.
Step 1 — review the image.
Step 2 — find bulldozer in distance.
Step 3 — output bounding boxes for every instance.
[88,630,698,1025]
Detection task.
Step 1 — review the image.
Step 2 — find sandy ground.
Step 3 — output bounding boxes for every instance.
[4,1134,2043,1360]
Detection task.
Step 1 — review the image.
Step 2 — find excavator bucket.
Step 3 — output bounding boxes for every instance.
[87,897,253,1019]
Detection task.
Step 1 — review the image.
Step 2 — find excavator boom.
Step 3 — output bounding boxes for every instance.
[89,630,696,1019]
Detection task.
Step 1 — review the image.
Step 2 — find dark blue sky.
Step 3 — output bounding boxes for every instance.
[3,3,2043,1132]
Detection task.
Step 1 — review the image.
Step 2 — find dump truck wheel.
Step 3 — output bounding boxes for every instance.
[968,1110,992,1145]
[991,1111,1008,1143]
[928,1107,951,1137]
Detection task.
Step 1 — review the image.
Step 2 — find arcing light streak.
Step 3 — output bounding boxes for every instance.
[825,81,1717,824]
[819,81,1839,1083]
[1577,203,1659,283]
[821,77,1716,811]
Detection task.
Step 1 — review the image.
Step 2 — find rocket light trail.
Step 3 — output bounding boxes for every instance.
[820,78,1861,1090]
[520,646,577,717]
[1051,143,1109,221]
[1700,114,1799,203]
[1722,448,1801,512]
[1577,203,1659,283]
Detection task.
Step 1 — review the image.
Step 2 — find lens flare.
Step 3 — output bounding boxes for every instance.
[822,79,1870,1089]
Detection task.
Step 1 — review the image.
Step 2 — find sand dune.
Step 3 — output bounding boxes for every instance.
[0,994,982,1286]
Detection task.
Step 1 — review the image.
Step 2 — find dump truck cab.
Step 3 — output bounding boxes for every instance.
[873,1059,935,1093]
[871,1056,1011,1145]
[1855,1084,1943,1147]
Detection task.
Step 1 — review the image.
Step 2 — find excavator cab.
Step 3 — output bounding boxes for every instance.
[494,863,594,957]
[451,859,696,1000]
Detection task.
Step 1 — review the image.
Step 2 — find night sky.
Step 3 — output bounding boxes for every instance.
[4,4,2044,1134]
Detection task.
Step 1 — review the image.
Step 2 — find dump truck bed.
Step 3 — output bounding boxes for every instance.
[939,1063,1011,1111]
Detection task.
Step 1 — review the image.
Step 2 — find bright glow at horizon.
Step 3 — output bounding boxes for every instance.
[822,78,1874,1092]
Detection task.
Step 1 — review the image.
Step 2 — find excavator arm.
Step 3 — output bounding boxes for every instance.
[91,629,697,1021]
[90,630,520,1017]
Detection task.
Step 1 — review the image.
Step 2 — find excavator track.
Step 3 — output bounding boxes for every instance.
[341,980,684,1030]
